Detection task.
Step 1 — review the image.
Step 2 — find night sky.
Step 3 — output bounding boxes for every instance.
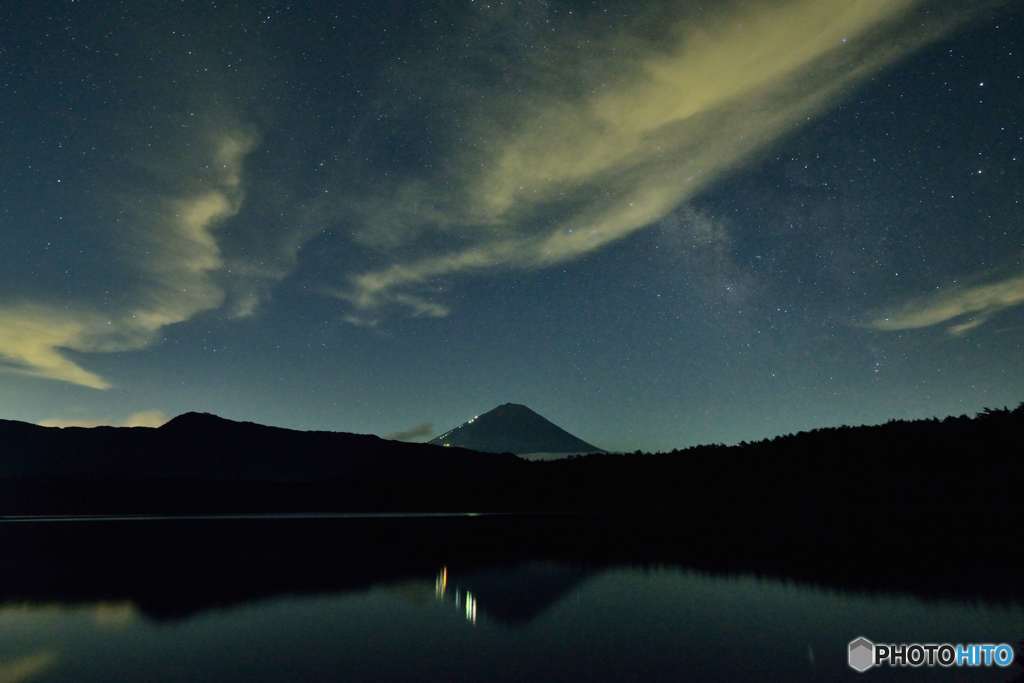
[1,1,1021,452]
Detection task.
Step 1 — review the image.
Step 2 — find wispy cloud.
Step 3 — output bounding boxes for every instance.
[0,651,58,683]
[91,602,139,628]
[335,0,969,319]
[38,410,169,429]
[0,307,114,389]
[868,271,1024,335]
[0,129,256,388]
[385,422,435,442]
[0,1,983,388]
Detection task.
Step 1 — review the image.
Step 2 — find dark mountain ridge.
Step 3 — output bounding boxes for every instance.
[0,411,513,483]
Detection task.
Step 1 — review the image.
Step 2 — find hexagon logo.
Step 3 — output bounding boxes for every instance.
[848,637,875,673]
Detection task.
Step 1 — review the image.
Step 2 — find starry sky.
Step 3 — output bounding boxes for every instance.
[1,0,1022,452]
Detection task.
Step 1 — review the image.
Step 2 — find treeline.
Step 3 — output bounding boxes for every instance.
[539,403,1024,510]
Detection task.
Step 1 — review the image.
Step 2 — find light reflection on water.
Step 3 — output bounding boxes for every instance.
[1,564,1021,682]
[436,566,477,625]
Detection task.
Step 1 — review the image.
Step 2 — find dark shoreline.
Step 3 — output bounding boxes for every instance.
[0,511,508,523]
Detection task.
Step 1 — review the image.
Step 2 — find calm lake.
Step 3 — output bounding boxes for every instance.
[1,517,1020,682]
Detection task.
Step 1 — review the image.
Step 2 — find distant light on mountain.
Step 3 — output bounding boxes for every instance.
[429,404,602,457]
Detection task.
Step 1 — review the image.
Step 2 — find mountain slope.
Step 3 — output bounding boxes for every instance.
[0,412,513,482]
[429,403,601,454]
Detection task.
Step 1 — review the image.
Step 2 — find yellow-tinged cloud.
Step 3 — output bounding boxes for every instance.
[868,271,1024,336]
[0,130,256,389]
[38,410,169,429]
[0,601,137,627]
[0,307,113,389]
[91,602,139,627]
[0,651,58,683]
[340,0,971,316]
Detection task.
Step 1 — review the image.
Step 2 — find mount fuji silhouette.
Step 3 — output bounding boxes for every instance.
[429,403,602,456]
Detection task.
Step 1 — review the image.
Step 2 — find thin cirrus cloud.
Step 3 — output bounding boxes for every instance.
[0,650,59,683]
[868,271,1024,336]
[0,130,256,389]
[385,422,436,442]
[335,0,972,318]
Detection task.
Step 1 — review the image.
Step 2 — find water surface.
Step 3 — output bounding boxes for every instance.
[1,518,1020,682]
